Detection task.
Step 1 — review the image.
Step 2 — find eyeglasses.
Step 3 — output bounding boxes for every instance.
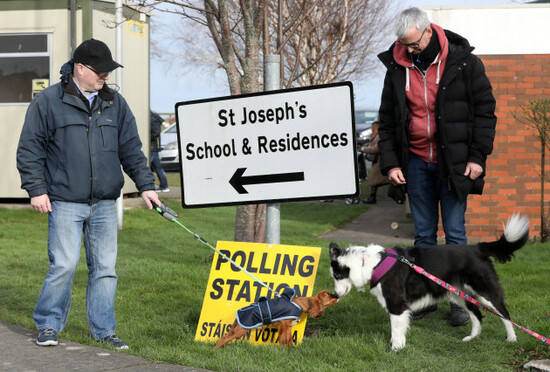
[397,27,427,49]
[83,64,110,79]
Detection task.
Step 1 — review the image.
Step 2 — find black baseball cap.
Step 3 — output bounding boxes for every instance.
[73,38,123,72]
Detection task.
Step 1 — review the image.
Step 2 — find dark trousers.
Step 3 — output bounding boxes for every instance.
[407,153,467,246]
[150,151,168,189]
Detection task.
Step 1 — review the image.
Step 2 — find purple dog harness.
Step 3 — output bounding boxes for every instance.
[370,248,398,289]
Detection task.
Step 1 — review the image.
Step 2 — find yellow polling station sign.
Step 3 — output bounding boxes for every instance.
[32,79,49,98]
[195,241,321,347]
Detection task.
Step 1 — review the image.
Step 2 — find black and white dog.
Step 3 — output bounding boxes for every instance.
[329,214,530,351]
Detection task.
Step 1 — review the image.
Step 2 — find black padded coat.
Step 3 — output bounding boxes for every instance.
[377,29,497,203]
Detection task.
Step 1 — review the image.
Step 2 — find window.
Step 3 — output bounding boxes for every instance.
[0,34,51,104]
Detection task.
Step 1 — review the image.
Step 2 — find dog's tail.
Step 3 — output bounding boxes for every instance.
[479,214,530,263]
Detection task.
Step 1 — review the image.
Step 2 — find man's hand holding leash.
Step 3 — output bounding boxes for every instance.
[141,189,162,210]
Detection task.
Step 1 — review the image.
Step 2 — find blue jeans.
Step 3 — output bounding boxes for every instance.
[34,200,118,340]
[407,153,467,247]
[150,151,168,189]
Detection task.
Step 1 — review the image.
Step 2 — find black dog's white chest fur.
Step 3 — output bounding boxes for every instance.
[329,214,530,351]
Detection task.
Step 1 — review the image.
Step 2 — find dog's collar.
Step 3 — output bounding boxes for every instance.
[370,248,398,289]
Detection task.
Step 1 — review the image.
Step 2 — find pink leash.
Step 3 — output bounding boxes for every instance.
[391,253,550,345]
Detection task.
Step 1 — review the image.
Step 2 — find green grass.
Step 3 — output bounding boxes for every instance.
[164,171,182,187]
[1,196,549,371]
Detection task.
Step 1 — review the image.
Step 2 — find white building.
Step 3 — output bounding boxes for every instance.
[0,0,151,198]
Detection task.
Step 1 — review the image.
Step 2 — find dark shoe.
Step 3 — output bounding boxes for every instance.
[411,304,438,320]
[36,328,58,346]
[450,303,470,327]
[100,334,129,350]
[362,196,377,204]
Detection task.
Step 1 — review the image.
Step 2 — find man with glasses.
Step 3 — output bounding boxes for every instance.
[377,8,497,325]
[17,38,162,349]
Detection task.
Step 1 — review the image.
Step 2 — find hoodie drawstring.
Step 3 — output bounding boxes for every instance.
[405,52,442,92]
[435,59,442,85]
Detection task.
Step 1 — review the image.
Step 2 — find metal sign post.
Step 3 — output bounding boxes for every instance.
[115,0,124,230]
[264,54,281,244]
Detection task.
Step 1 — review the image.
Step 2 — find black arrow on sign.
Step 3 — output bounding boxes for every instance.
[229,167,305,194]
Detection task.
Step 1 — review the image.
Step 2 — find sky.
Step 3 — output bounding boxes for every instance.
[149,0,523,114]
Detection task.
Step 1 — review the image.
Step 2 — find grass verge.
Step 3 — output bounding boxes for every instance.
[0,198,548,371]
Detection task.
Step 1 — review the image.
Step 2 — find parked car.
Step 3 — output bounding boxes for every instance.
[160,122,177,146]
[354,109,378,148]
[159,123,180,171]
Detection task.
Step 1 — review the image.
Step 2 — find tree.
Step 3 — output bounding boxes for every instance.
[142,0,396,242]
[514,98,550,242]
[148,0,395,89]
[266,0,394,87]
[144,0,268,243]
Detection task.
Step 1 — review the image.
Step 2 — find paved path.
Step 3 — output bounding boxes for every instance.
[319,197,415,247]
[0,321,208,372]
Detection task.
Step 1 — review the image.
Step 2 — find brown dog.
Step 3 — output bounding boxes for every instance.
[214,289,339,349]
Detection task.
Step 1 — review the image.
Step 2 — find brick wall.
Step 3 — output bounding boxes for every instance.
[462,54,550,242]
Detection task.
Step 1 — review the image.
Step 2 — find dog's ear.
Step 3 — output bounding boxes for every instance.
[329,242,341,260]
[306,296,323,318]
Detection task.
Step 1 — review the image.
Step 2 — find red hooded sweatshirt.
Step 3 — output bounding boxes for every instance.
[392,23,449,164]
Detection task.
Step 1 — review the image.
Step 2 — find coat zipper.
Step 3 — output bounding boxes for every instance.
[421,73,433,163]
[88,115,93,204]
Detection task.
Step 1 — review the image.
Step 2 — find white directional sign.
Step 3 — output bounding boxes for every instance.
[175,82,358,208]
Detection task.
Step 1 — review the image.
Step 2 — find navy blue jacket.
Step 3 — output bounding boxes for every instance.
[17,73,154,203]
[236,287,303,329]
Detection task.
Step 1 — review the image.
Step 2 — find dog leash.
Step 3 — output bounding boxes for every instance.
[152,202,281,297]
[385,252,550,346]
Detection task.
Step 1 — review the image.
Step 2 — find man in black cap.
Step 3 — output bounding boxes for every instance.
[17,38,162,350]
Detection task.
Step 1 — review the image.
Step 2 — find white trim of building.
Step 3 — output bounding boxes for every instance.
[424,4,550,55]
